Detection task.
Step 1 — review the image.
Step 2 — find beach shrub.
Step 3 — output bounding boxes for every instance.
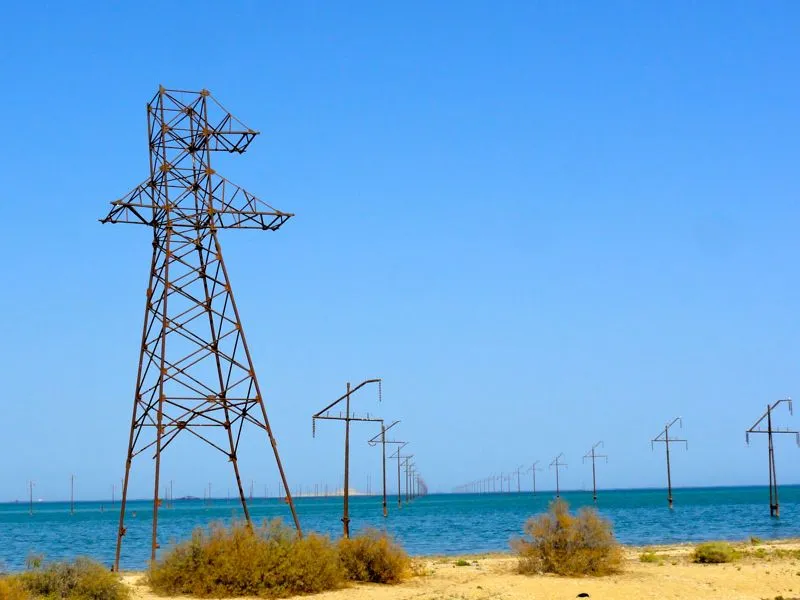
[511,499,622,576]
[148,520,344,598]
[338,529,409,583]
[750,536,763,546]
[15,557,128,600]
[454,559,470,567]
[693,542,739,564]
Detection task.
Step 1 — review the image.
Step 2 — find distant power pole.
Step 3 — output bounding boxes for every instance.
[746,398,799,517]
[368,420,403,517]
[582,442,608,502]
[527,461,542,495]
[28,481,34,516]
[514,465,524,493]
[651,417,687,509]
[550,454,567,498]
[389,443,409,508]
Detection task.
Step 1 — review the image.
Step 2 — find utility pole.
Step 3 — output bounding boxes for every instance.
[550,453,567,498]
[312,378,383,537]
[514,465,523,492]
[368,420,403,517]
[28,481,34,516]
[583,442,608,502]
[746,398,799,517]
[401,455,414,502]
[651,417,687,509]
[527,461,542,495]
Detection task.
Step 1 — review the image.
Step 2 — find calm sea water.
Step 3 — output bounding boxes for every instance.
[2,486,800,571]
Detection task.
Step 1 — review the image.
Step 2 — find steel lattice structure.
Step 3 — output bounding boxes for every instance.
[101,86,301,570]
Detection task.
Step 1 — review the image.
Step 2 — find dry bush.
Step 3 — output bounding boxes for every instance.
[511,499,623,576]
[0,577,29,600]
[639,550,661,563]
[338,529,410,584]
[15,557,127,600]
[148,520,343,598]
[693,542,739,564]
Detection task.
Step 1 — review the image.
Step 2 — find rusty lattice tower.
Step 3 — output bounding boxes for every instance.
[101,86,301,570]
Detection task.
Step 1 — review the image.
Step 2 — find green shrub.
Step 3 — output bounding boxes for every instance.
[338,529,409,584]
[16,557,128,600]
[453,559,470,567]
[693,542,739,564]
[148,520,344,598]
[750,536,763,546]
[0,577,29,600]
[639,551,661,563]
[511,499,622,576]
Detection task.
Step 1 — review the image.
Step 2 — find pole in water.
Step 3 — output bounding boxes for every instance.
[582,442,608,502]
[29,481,34,516]
[312,378,383,537]
[746,398,797,518]
[651,417,687,509]
[70,474,75,515]
[549,454,567,498]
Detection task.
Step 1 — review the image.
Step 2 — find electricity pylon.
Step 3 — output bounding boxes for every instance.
[746,398,799,517]
[651,417,687,509]
[101,86,301,570]
[582,441,608,502]
[312,379,383,537]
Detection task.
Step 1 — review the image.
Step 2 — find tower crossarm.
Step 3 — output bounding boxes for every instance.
[100,174,293,230]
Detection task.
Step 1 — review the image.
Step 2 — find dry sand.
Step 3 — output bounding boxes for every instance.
[122,540,800,600]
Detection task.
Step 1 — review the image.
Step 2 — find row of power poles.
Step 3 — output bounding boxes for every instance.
[312,379,426,537]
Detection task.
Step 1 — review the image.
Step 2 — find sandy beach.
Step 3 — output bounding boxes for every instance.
[121,539,800,600]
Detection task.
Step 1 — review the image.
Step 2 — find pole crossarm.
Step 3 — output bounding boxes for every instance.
[583,441,608,463]
[651,417,687,449]
[313,379,382,418]
[368,420,401,446]
[550,453,567,470]
[746,399,798,444]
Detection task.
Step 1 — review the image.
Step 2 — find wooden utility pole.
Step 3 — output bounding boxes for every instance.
[652,417,687,509]
[746,399,798,517]
[313,379,383,537]
[550,454,567,498]
[583,442,608,502]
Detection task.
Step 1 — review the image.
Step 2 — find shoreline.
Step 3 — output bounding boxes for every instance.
[119,538,800,600]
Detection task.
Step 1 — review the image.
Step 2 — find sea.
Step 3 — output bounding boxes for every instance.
[2,486,800,571]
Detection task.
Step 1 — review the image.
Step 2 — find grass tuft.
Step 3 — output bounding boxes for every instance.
[693,542,739,564]
[511,499,622,576]
[0,578,29,600]
[338,529,410,583]
[148,520,344,598]
[639,551,661,563]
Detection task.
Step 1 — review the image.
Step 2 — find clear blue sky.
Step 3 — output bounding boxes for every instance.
[1,1,799,501]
